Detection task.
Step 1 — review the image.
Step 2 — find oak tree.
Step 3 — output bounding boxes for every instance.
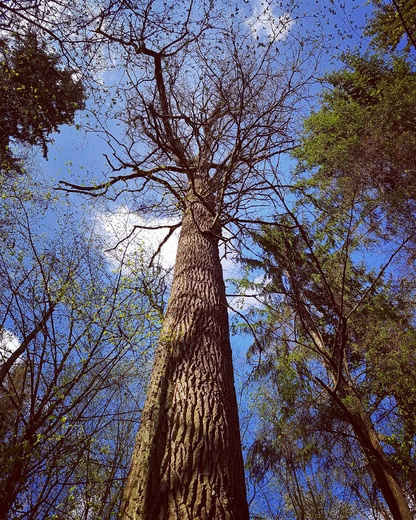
[50,1,314,517]
[1,1,317,516]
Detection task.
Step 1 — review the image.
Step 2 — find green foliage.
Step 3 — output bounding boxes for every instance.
[296,52,416,181]
[294,51,416,239]
[366,0,416,52]
[0,32,85,173]
[240,179,416,517]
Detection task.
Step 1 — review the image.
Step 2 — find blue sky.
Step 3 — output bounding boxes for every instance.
[5,0,378,414]
[36,0,374,263]
[3,1,399,516]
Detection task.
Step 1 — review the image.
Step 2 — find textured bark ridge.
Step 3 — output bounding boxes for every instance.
[122,189,249,519]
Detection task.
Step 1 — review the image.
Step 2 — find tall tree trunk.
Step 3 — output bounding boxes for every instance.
[122,186,249,519]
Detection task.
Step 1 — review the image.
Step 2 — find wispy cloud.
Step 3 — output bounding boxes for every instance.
[95,207,259,301]
[246,0,293,42]
[95,206,245,281]
[95,206,180,271]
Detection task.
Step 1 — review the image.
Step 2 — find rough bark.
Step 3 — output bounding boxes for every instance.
[122,185,249,519]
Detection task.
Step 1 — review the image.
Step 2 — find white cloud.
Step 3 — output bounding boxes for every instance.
[95,206,180,271]
[95,206,258,301]
[0,330,21,363]
[246,0,292,42]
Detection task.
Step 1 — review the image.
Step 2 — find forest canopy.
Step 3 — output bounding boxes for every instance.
[0,1,415,519]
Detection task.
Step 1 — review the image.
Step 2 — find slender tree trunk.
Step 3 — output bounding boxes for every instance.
[325,370,413,520]
[122,185,249,519]
[346,387,413,520]
[316,332,412,519]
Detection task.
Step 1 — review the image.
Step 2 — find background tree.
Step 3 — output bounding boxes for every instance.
[240,182,416,519]
[294,51,416,243]
[0,174,164,519]
[0,31,85,174]
[240,3,416,511]
[366,0,416,52]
